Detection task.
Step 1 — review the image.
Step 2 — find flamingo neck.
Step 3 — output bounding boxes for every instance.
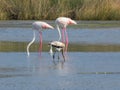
[56,24,61,41]
[27,30,36,56]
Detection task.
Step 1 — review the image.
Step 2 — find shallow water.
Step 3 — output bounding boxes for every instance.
[0,21,120,90]
[0,26,120,44]
[0,52,120,90]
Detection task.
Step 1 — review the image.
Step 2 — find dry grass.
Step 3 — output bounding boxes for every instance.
[76,0,120,20]
[0,0,120,20]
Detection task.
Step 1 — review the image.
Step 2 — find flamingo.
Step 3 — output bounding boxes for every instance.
[27,21,54,56]
[55,17,77,52]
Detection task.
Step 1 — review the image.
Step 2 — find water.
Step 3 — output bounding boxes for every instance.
[0,26,120,44]
[0,21,120,90]
[0,52,120,90]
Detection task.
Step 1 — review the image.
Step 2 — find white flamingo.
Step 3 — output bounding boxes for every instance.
[27,21,54,56]
[55,17,77,52]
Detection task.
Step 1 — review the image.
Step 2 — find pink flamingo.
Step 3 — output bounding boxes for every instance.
[27,21,54,56]
[48,17,77,61]
[55,17,77,52]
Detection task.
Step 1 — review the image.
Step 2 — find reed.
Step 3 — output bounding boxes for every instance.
[0,0,120,20]
[76,0,120,20]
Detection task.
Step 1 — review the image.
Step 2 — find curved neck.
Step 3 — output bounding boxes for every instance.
[27,30,36,56]
[56,24,61,41]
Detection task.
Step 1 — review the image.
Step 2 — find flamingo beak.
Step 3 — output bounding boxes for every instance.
[42,24,54,29]
[49,25,54,29]
[46,24,54,29]
[69,19,77,25]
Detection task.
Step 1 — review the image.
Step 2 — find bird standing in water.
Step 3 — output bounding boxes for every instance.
[27,21,54,56]
[55,17,77,52]
[49,41,65,62]
[49,17,77,61]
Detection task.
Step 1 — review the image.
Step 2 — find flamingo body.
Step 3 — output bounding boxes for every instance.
[56,17,77,28]
[32,21,54,31]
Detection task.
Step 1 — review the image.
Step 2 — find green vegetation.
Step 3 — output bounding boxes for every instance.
[0,0,120,20]
[0,41,120,52]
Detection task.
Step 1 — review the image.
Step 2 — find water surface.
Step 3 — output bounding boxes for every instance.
[0,52,120,90]
[0,21,120,90]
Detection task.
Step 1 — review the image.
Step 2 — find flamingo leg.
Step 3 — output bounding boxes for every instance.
[61,49,65,62]
[39,31,42,56]
[58,51,60,61]
[64,27,69,52]
[53,50,57,60]
[62,28,65,43]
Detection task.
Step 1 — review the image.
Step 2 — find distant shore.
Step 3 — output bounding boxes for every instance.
[0,0,120,20]
[0,20,120,28]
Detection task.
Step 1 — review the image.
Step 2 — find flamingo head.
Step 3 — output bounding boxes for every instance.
[68,19,77,25]
[41,23,54,29]
[56,17,77,28]
[32,21,54,31]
